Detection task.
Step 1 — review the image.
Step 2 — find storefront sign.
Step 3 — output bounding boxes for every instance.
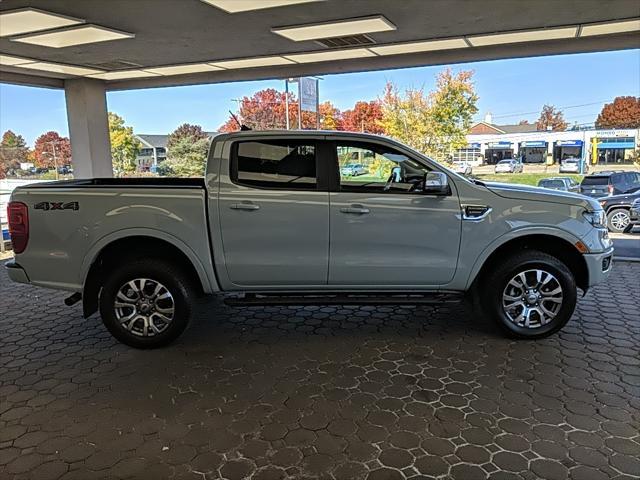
[521,141,547,147]
[467,143,481,149]
[487,141,512,148]
[556,140,583,147]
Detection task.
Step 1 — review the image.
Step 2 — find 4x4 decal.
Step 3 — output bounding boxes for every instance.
[34,201,79,211]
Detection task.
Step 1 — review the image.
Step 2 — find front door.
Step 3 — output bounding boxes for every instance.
[328,139,461,287]
[218,137,329,287]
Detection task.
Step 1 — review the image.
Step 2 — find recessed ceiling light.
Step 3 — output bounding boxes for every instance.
[86,70,161,80]
[18,62,103,76]
[467,26,578,47]
[0,54,35,66]
[580,18,640,37]
[210,56,294,69]
[370,38,468,55]
[200,0,323,13]
[284,48,376,63]
[12,24,134,48]
[272,15,396,42]
[146,63,224,75]
[0,7,83,37]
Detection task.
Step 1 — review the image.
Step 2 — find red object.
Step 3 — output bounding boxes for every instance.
[7,202,29,254]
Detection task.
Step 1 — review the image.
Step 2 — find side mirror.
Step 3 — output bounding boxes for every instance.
[423,171,450,195]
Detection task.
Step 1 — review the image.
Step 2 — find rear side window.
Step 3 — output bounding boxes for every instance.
[581,176,609,186]
[231,140,317,190]
[540,180,564,189]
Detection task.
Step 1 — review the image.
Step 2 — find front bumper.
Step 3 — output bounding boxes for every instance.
[5,260,30,284]
[582,247,614,288]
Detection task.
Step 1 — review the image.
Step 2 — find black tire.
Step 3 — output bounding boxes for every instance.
[607,208,631,234]
[99,258,193,348]
[481,250,577,339]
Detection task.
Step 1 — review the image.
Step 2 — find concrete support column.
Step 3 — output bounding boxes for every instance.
[64,78,112,178]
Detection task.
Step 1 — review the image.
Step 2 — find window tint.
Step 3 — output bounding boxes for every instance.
[232,140,316,189]
[336,142,431,193]
[540,180,564,189]
[581,176,610,186]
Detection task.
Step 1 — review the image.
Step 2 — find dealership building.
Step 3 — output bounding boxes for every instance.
[457,119,639,165]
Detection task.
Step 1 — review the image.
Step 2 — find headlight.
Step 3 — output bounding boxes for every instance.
[583,210,607,228]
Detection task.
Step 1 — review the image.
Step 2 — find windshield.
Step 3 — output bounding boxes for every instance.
[497,160,512,165]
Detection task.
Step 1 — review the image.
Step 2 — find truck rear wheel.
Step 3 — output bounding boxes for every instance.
[482,250,577,339]
[99,258,193,348]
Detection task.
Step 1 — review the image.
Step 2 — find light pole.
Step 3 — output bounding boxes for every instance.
[48,142,60,180]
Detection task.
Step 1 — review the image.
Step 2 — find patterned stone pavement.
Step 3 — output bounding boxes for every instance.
[0,262,639,480]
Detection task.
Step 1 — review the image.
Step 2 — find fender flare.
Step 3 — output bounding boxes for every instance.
[464,226,583,290]
[80,227,216,294]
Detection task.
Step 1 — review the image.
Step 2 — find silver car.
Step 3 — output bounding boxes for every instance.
[495,159,523,173]
[559,157,588,174]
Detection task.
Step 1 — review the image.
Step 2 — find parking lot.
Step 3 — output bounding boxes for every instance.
[0,262,639,480]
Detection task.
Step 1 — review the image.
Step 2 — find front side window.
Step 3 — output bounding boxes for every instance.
[336,142,431,193]
[232,140,317,189]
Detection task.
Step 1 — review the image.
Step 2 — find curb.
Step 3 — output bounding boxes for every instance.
[613,256,640,263]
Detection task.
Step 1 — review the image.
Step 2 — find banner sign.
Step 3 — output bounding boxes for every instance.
[299,77,318,112]
[487,141,512,148]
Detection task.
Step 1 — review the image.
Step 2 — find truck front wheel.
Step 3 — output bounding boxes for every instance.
[482,251,577,339]
[99,258,193,348]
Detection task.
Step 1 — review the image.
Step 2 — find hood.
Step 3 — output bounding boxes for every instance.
[486,182,601,211]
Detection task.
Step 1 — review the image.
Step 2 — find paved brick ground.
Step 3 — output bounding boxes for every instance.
[1,263,639,480]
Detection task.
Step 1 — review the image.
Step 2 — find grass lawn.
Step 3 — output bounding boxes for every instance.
[474,173,583,187]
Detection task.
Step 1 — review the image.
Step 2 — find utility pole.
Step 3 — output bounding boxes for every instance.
[49,142,59,180]
[285,79,290,130]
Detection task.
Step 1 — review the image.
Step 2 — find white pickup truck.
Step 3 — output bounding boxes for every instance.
[6,131,613,348]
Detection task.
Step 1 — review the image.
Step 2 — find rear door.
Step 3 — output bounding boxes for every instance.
[217,136,330,287]
[326,138,461,286]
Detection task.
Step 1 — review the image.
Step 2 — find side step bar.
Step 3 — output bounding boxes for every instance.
[224,292,464,307]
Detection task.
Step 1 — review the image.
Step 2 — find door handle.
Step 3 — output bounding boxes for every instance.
[340,205,370,214]
[230,203,260,211]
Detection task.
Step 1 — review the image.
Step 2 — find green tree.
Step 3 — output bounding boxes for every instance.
[380,69,478,160]
[164,124,209,177]
[108,112,140,176]
[1,130,30,172]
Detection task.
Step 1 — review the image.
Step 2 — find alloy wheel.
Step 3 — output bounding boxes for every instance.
[502,269,563,328]
[113,278,175,337]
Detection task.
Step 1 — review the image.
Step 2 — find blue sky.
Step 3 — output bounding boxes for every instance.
[1,49,639,146]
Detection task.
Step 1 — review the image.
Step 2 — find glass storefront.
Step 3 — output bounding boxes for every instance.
[453,143,482,164]
[597,137,635,164]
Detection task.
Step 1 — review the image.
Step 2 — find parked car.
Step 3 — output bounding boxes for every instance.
[598,190,640,233]
[537,177,580,192]
[495,159,523,173]
[7,131,613,348]
[579,171,640,198]
[340,163,367,176]
[559,157,588,174]
[452,161,473,175]
[629,197,640,231]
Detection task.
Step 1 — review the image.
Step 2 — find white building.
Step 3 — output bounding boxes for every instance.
[459,122,639,165]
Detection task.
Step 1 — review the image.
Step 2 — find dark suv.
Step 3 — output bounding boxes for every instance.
[579,171,640,198]
[599,190,640,233]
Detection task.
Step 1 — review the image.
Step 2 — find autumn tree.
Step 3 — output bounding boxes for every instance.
[380,69,478,159]
[341,100,384,134]
[219,88,328,132]
[108,112,140,176]
[164,123,210,177]
[319,101,342,130]
[536,105,567,131]
[0,130,29,172]
[33,131,71,169]
[595,96,640,129]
